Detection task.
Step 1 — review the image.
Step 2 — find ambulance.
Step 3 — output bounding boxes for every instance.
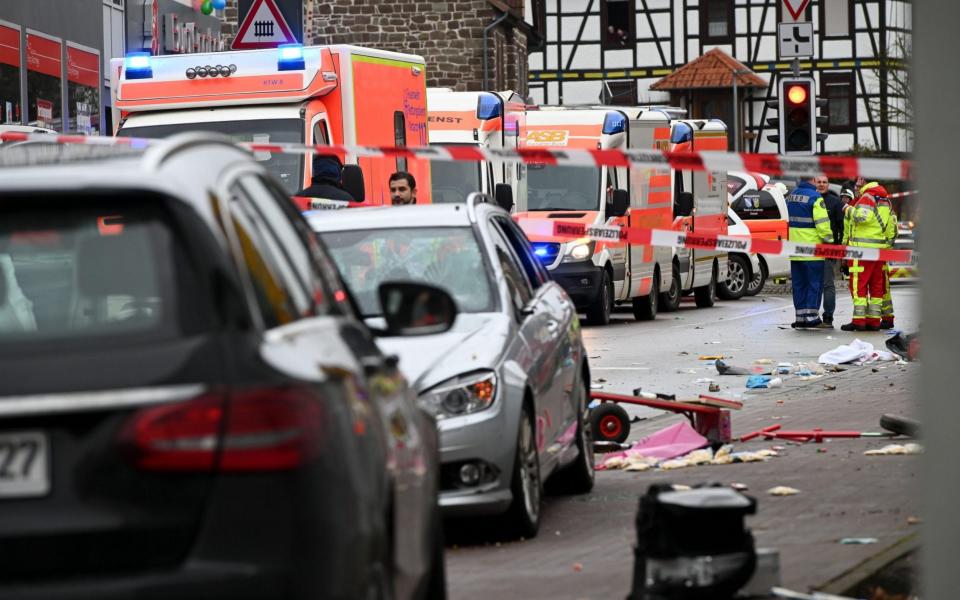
[515,106,675,325]
[426,88,526,209]
[110,44,431,208]
[664,118,731,311]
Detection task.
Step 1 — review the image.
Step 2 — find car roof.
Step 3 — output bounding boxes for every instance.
[307,202,480,232]
[0,134,266,227]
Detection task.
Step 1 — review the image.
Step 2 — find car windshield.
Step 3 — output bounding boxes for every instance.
[0,194,206,348]
[118,118,304,196]
[320,226,495,317]
[526,164,600,211]
[430,156,482,203]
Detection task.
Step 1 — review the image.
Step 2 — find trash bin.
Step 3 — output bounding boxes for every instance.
[628,483,757,600]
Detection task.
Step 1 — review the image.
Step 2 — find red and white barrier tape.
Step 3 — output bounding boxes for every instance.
[887,190,918,199]
[517,218,914,262]
[0,132,913,181]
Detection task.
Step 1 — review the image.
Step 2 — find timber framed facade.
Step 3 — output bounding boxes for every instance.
[526,0,911,155]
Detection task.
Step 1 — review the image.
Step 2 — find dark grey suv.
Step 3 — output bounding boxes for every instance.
[0,135,450,599]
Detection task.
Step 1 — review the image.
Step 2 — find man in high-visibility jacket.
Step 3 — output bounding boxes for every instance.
[840,182,891,331]
[877,189,899,329]
[787,177,835,328]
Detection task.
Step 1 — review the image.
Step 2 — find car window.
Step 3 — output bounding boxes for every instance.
[727,175,747,197]
[491,216,546,289]
[237,175,334,315]
[731,190,782,220]
[321,226,496,317]
[0,193,211,347]
[227,185,303,328]
[488,223,534,311]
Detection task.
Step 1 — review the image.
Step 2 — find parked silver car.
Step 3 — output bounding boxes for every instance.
[309,196,595,538]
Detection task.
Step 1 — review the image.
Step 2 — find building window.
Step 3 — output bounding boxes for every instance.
[26,31,63,131]
[601,0,635,49]
[819,0,854,39]
[822,71,855,133]
[601,80,637,105]
[67,44,101,135]
[0,22,22,125]
[701,0,734,44]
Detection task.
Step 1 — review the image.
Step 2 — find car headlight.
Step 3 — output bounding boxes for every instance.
[563,240,594,263]
[419,371,497,419]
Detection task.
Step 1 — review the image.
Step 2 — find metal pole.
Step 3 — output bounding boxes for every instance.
[732,75,739,153]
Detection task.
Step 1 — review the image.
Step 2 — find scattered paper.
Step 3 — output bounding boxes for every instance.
[768,486,800,496]
[839,537,878,545]
[864,443,923,456]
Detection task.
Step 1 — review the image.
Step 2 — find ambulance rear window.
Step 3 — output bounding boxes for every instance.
[118,118,304,195]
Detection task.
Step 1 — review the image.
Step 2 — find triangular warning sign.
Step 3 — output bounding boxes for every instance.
[232,0,297,50]
[782,0,811,21]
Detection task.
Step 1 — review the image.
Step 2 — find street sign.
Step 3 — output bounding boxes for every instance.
[232,0,297,50]
[781,0,811,22]
[777,22,814,59]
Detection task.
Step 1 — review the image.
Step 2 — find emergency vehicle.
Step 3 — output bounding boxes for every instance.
[426,88,526,209]
[516,108,729,325]
[516,106,672,325]
[664,118,730,311]
[110,44,431,208]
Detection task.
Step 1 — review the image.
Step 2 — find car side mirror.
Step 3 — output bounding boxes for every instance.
[675,191,694,218]
[377,281,457,337]
[608,189,629,218]
[342,164,365,202]
[494,183,514,212]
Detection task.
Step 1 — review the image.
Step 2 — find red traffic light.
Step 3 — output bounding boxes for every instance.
[787,84,808,105]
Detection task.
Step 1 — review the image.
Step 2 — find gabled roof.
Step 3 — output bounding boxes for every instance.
[650,49,768,90]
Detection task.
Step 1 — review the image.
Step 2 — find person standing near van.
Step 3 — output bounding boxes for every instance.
[787,177,835,329]
[813,175,845,328]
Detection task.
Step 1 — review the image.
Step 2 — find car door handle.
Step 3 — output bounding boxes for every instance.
[547,320,560,333]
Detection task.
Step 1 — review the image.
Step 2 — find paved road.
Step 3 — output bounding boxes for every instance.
[445,285,919,600]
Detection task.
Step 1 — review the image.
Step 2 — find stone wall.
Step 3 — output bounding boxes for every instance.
[220,1,528,95]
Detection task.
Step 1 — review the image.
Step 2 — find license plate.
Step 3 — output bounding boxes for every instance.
[0,431,49,498]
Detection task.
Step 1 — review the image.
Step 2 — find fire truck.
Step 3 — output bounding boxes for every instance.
[110,44,431,208]
[426,88,526,210]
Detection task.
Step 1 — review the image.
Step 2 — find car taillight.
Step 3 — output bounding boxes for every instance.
[121,387,324,472]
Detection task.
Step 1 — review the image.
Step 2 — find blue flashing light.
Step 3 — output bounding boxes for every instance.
[671,122,694,144]
[533,246,549,257]
[476,93,503,120]
[124,52,153,80]
[602,112,626,135]
[278,44,305,71]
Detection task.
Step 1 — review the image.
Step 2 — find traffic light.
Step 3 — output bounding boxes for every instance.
[766,76,828,155]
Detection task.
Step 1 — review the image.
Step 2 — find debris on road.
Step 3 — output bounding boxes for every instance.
[746,375,772,388]
[715,359,754,376]
[597,421,708,470]
[676,368,698,374]
[907,516,922,525]
[698,354,725,360]
[769,377,783,388]
[695,377,715,384]
[768,486,800,496]
[838,537,878,545]
[589,383,604,390]
[708,383,721,392]
[730,482,749,491]
[864,443,923,456]
[755,358,774,365]
[572,562,583,572]
[818,339,899,365]
[886,331,919,361]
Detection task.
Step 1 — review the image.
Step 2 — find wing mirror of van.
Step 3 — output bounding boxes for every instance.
[494,183,514,212]
[608,189,629,218]
[674,192,694,218]
[377,281,457,337]
[342,164,365,202]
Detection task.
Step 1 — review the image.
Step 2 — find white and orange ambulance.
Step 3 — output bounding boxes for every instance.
[515,106,676,325]
[110,45,431,208]
[663,118,730,311]
[426,88,527,209]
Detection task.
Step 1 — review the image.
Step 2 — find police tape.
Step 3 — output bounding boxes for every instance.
[0,131,913,181]
[516,218,914,263]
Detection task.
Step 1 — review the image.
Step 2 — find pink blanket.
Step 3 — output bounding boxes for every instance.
[598,420,708,469]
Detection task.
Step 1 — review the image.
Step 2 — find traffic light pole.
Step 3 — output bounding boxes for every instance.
[791,58,800,78]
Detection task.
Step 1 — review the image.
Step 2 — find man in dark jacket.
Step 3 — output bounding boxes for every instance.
[814,175,845,328]
[298,155,354,202]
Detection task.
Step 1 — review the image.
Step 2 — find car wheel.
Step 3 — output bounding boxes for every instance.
[632,271,659,320]
[503,405,541,539]
[590,402,630,444]
[659,266,682,312]
[552,378,595,494]
[718,255,749,300]
[586,270,612,325]
[746,259,767,296]
[694,261,718,308]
